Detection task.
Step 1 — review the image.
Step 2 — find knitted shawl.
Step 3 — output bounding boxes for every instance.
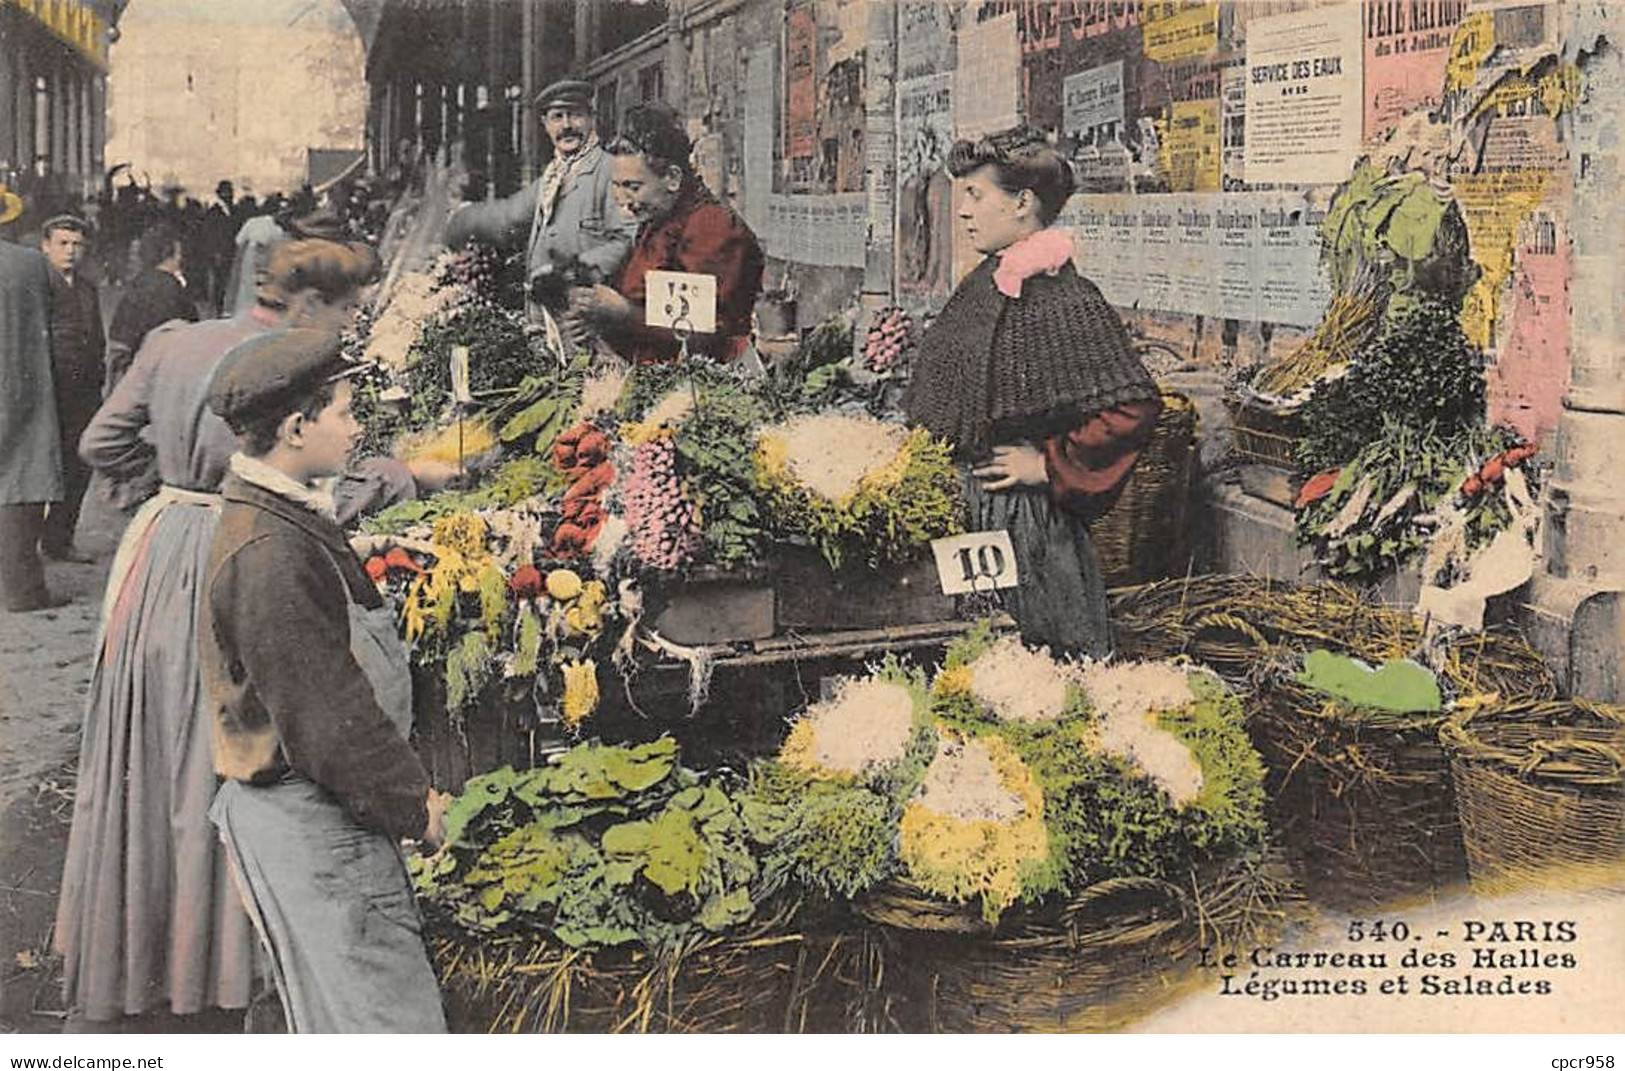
[904,256,1159,457]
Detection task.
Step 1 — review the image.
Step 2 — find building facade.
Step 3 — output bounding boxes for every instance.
[0,0,122,212]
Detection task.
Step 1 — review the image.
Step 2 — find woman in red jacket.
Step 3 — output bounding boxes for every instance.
[904,127,1161,657]
[569,104,765,365]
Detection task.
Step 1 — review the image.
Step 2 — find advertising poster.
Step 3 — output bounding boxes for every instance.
[1215,194,1261,321]
[785,5,818,163]
[1452,168,1555,348]
[1138,197,1177,312]
[895,73,956,302]
[1221,63,1248,190]
[1243,3,1364,185]
[1171,193,1220,317]
[1254,191,1331,326]
[955,9,1022,138]
[1363,0,1469,141]
[1098,194,1145,307]
[743,50,775,233]
[1487,209,1571,440]
[1064,60,1127,143]
[1141,1,1219,63]
[897,0,955,82]
[1159,98,1222,191]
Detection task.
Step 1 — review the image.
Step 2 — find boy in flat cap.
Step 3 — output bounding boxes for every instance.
[200,328,448,1032]
[446,77,635,335]
[39,214,106,562]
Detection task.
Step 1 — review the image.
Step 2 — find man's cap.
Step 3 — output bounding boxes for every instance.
[281,207,349,241]
[207,328,364,424]
[0,185,25,226]
[535,78,593,111]
[41,213,90,235]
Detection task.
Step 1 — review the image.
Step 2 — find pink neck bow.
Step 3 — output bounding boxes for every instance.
[993,228,1075,299]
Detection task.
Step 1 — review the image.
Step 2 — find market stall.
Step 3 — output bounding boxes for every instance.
[341,240,1620,1035]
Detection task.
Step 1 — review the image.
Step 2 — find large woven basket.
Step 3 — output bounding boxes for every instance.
[1093,392,1198,589]
[1441,699,1625,895]
[428,904,814,1033]
[855,857,1295,1032]
[1248,676,1468,910]
[1222,392,1302,472]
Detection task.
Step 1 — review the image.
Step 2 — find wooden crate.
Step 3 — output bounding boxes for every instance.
[773,546,954,631]
[650,565,776,645]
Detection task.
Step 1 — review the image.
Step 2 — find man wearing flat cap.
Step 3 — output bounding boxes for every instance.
[39,214,106,562]
[446,78,636,335]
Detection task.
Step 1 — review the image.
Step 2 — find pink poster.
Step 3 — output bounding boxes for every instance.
[1363,1,1469,142]
[1488,210,1571,442]
[786,6,818,161]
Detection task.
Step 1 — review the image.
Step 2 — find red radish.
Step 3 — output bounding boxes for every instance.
[384,546,425,574]
[364,555,388,582]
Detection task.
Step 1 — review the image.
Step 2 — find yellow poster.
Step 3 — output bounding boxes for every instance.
[1142,1,1219,63]
[1158,99,1221,192]
[1451,170,1554,349]
[1445,12,1494,93]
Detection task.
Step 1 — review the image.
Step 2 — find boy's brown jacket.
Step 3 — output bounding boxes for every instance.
[200,473,430,841]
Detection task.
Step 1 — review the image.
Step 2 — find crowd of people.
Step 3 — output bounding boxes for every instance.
[1,73,1157,1036]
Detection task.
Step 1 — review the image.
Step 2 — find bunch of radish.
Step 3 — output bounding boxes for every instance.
[863,306,914,373]
[623,437,701,571]
[1460,441,1538,498]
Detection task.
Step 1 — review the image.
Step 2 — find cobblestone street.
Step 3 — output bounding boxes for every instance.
[0,482,123,1031]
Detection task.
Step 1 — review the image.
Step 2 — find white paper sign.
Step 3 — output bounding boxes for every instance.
[645,270,717,333]
[931,530,1020,596]
[1064,60,1126,141]
[1243,4,1364,185]
[449,344,473,404]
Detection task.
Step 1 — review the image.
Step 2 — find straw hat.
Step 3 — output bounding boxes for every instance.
[0,184,23,226]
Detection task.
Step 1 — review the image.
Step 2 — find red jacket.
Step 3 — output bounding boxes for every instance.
[609,183,765,364]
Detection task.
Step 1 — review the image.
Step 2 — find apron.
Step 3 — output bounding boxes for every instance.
[210,554,445,1033]
[960,467,1113,660]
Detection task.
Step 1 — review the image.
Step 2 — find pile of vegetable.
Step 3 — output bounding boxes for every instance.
[414,628,1269,943]
[412,739,761,948]
[1294,418,1533,583]
[755,412,962,569]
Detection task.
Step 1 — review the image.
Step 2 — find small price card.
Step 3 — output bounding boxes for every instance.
[930,530,1020,596]
[449,344,473,404]
[645,270,718,333]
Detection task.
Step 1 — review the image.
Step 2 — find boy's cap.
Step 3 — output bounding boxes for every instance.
[207,328,362,423]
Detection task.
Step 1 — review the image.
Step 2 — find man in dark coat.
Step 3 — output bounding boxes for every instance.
[0,186,67,610]
[39,215,106,562]
[108,221,197,387]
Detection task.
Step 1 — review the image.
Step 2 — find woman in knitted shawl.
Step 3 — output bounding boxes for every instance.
[904,129,1161,657]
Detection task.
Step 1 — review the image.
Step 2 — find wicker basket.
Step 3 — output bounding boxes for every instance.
[429,905,814,1033]
[1109,576,1559,703]
[1223,393,1303,471]
[1441,699,1625,895]
[1093,392,1198,589]
[855,858,1296,1032]
[1249,678,1469,910]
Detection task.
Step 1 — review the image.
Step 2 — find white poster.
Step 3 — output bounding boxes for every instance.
[743,52,775,236]
[1243,4,1364,185]
[1138,200,1176,313]
[1060,193,1325,325]
[954,10,1021,139]
[763,194,867,268]
[1215,197,1260,323]
[1171,195,1220,319]
[1063,60,1126,142]
[1254,192,1330,326]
